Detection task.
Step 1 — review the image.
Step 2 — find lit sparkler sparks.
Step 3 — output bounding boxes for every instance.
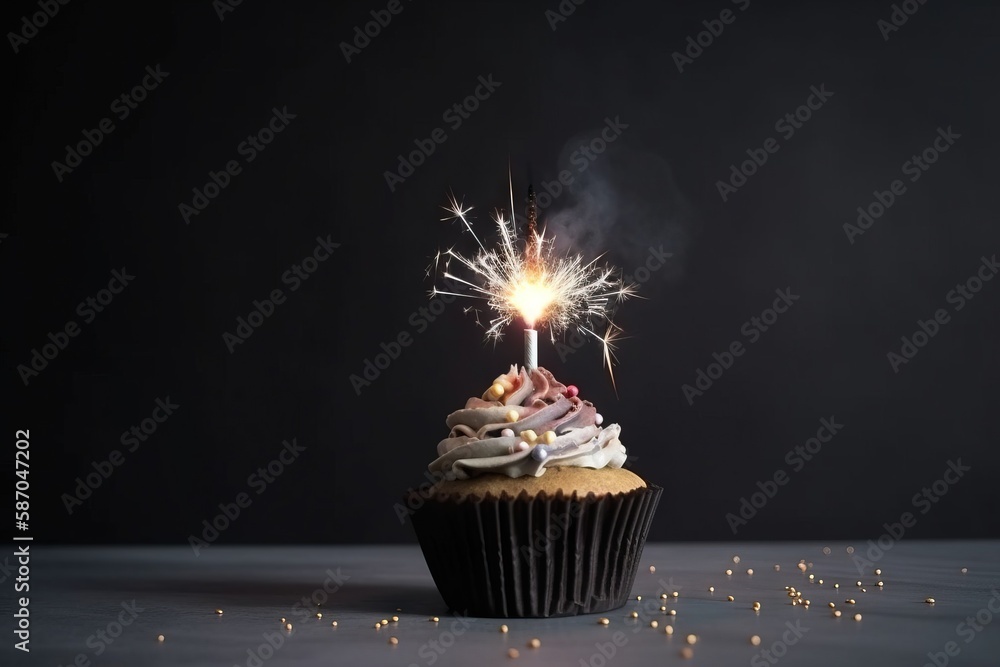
[430,174,636,386]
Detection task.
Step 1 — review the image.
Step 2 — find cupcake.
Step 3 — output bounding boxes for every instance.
[408,365,660,618]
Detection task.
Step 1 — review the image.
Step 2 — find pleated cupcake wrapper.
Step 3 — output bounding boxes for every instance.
[409,485,661,618]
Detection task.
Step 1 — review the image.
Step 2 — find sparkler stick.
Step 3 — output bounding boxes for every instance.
[433,170,636,386]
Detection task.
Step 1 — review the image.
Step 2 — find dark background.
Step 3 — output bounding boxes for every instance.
[5,0,998,545]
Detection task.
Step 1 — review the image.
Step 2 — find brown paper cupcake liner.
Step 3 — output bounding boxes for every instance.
[408,484,661,618]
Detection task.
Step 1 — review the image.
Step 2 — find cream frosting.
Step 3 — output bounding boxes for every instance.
[429,366,627,480]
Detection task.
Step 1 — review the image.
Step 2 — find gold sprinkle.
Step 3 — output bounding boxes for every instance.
[499,624,509,633]
[285,623,293,631]
[381,619,389,625]
[505,410,518,423]
[733,556,741,564]
[798,562,808,572]
[429,617,439,623]
[708,586,715,593]
[332,621,338,627]
[636,595,642,601]
[819,579,824,585]
[874,568,882,576]
[215,609,224,615]
[828,602,836,609]
[672,591,679,598]
[388,637,399,646]
[686,634,698,645]
[727,595,735,602]
[669,610,677,616]
[507,648,520,659]
[375,623,381,629]
[797,592,803,598]
[527,638,541,649]
[803,600,811,607]
[660,606,667,612]
[846,599,856,605]
[854,613,863,621]
[598,617,610,625]
[877,581,884,588]
[316,613,323,619]
[925,598,936,604]
[750,635,761,646]
[774,564,781,571]
[649,566,656,573]
[834,583,840,589]
[834,610,842,618]
[661,593,668,600]
[725,569,733,576]
[665,625,674,635]
[650,620,659,628]
[280,617,286,623]
[856,581,862,587]
[808,574,815,581]
[752,601,761,611]
[861,588,867,593]
[792,599,799,606]
[680,647,694,659]
[392,615,399,622]
[747,569,754,576]
[630,611,639,618]
[157,634,165,642]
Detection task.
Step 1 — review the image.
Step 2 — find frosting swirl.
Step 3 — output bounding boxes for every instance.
[430,366,627,480]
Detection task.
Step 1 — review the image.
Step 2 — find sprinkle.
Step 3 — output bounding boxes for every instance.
[316,613,323,619]
[877,581,884,588]
[686,634,698,645]
[733,556,741,564]
[215,609,224,615]
[834,584,840,589]
[856,581,862,587]
[834,610,842,618]
[823,546,832,555]
[665,625,674,635]
[520,429,538,444]
[803,600,811,607]
[828,602,836,609]
[507,648,520,659]
[874,568,882,576]
[649,566,656,573]
[332,621,338,627]
[808,574,815,581]
[680,647,694,659]
[280,617,286,623]
[961,568,968,574]
[531,446,548,461]
[506,410,518,423]
[501,428,515,438]
[661,593,669,600]
[798,562,808,572]
[747,569,754,576]
[752,602,761,611]
[375,623,381,629]
[846,546,855,554]
[630,611,639,618]
[650,620,658,628]
[925,598,936,604]
[392,615,399,622]
[660,606,667,612]
[846,599,856,605]
[750,635,761,646]
[388,637,399,646]
[709,586,715,593]
[669,610,677,616]
[565,384,579,398]
[429,617,439,622]
[861,588,867,593]
[381,619,389,625]
[672,591,679,598]
[598,617,610,625]
[499,624,509,633]
[774,564,781,571]
[854,613,863,621]
[286,623,293,631]
[594,413,604,425]
[157,635,165,642]
[527,638,541,649]
[636,595,642,601]
[727,596,735,602]
[725,569,733,576]
[819,580,824,585]
[489,383,505,398]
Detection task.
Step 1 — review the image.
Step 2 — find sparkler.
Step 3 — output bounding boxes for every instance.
[431,172,637,386]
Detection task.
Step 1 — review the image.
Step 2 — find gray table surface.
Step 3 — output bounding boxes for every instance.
[9,541,1000,666]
